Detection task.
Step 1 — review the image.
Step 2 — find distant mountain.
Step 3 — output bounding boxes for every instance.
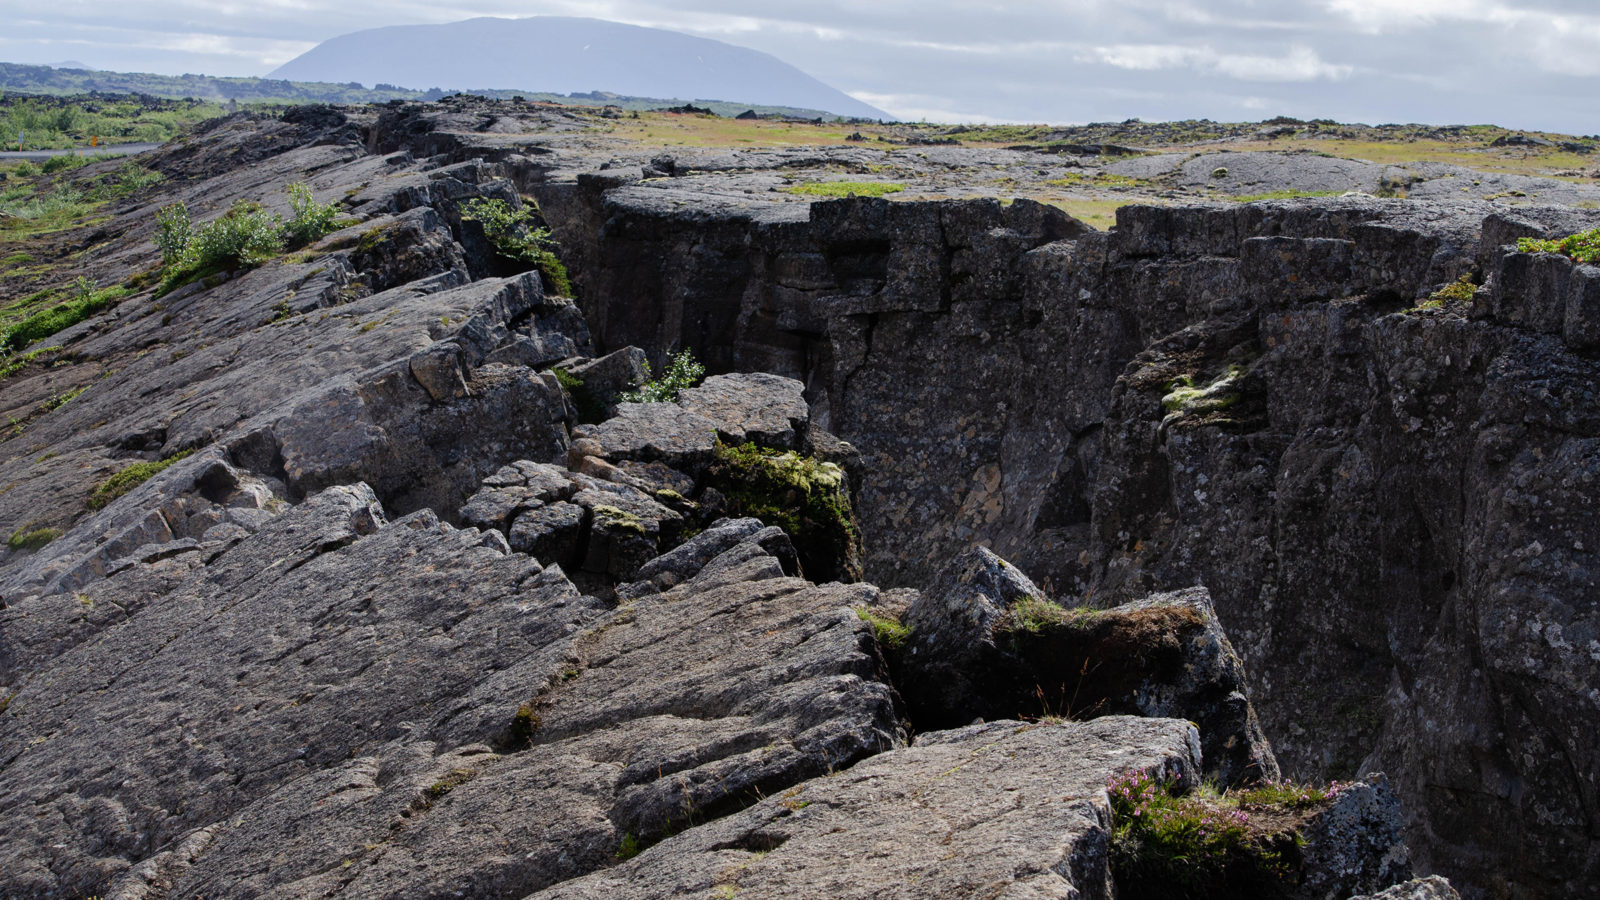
[268,16,890,121]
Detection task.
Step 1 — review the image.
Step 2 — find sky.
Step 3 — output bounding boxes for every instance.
[2,1,1598,133]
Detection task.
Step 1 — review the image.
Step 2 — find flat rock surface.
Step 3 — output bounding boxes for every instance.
[677,372,810,449]
[531,716,1202,900]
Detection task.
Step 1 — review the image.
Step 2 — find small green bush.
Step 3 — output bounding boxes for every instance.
[87,448,195,510]
[461,197,573,296]
[619,349,705,403]
[283,182,340,248]
[1518,227,1600,264]
[154,202,192,266]
[189,201,283,269]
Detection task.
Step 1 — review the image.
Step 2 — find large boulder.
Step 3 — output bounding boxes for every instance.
[898,548,1278,786]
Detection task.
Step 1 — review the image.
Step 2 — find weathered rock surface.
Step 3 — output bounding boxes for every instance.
[575,180,1600,895]
[1300,775,1414,900]
[899,548,1278,786]
[1353,877,1463,900]
[1,99,1580,898]
[0,475,903,898]
[531,716,1203,900]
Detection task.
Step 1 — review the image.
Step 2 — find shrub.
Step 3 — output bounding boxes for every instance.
[189,201,283,270]
[154,202,192,266]
[1518,227,1600,264]
[283,181,340,248]
[461,197,573,295]
[87,448,195,510]
[708,441,858,581]
[619,349,705,403]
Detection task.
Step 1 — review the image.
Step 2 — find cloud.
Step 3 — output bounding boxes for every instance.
[1077,43,1353,82]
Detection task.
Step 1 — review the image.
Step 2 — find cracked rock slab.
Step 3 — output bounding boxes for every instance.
[530,716,1202,900]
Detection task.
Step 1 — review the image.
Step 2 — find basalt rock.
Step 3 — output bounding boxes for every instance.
[898,548,1278,787]
[575,180,1600,895]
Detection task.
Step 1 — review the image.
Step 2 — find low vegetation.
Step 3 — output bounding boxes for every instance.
[709,441,858,581]
[1,277,128,353]
[618,349,705,403]
[0,92,221,150]
[1518,227,1600,264]
[855,607,911,650]
[154,182,342,294]
[86,448,195,510]
[1108,769,1344,899]
[784,181,904,199]
[461,197,573,296]
[7,525,62,552]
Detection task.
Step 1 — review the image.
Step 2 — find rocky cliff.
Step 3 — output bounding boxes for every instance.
[0,100,1591,897]
[550,154,1600,896]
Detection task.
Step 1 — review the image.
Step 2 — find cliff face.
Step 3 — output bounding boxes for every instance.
[563,184,1600,895]
[0,101,1589,898]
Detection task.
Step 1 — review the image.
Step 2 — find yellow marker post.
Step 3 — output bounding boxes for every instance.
[91,136,99,148]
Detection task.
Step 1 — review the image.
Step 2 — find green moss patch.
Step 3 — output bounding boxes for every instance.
[1517,227,1600,263]
[855,607,911,650]
[7,526,62,552]
[87,448,195,510]
[708,441,859,582]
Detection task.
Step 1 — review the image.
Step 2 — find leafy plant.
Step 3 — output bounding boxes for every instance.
[87,448,195,510]
[154,202,192,266]
[708,441,859,581]
[461,197,573,295]
[283,181,340,248]
[619,349,705,403]
[1518,227,1600,264]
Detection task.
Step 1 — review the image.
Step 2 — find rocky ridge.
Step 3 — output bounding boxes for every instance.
[0,100,1591,897]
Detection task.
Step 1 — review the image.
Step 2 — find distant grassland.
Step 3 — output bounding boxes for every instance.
[0,94,223,150]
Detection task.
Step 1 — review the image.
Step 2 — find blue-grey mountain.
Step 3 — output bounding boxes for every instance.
[269,16,889,120]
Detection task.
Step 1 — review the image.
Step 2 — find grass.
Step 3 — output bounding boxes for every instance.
[86,448,195,510]
[7,525,61,551]
[0,277,129,353]
[784,181,904,199]
[1045,173,1148,189]
[610,111,887,148]
[1410,274,1478,312]
[1045,198,1139,231]
[0,94,224,150]
[855,607,911,650]
[0,344,63,380]
[1003,595,1100,634]
[1109,770,1292,899]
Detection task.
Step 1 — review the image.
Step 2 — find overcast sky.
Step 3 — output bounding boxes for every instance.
[3,1,1598,133]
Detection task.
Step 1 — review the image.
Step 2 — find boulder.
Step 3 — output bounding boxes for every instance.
[898,549,1277,786]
